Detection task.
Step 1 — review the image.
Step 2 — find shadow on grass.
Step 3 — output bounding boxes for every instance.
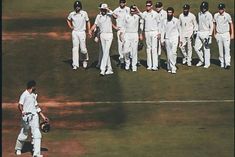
[21,141,48,154]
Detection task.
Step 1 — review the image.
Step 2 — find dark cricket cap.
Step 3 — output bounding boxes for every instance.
[218,3,225,9]
[183,4,190,10]
[119,0,126,3]
[155,2,163,8]
[146,0,153,6]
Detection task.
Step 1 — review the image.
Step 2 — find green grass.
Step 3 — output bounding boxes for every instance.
[3,103,234,157]
[2,0,234,157]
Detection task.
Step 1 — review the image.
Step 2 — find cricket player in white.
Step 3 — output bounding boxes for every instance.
[140,0,161,71]
[214,3,234,69]
[194,1,213,68]
[113,0,130,66]
[161,7,180,74]
[15,80,49,157]
[179,4,198,67]
[67,1,91,70]
[155,2,167,67]
[90,4,115,76]
[119,5,143,72]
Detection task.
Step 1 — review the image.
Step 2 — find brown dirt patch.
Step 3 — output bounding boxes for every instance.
[2,32,71,41]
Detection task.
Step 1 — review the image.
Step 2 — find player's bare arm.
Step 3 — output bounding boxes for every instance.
[230,21,234,39]
[67,19,73,30]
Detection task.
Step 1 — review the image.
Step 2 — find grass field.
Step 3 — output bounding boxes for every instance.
[2,0,234,157]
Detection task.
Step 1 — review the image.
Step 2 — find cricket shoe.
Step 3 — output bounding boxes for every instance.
[105,70,114,75]
[203,65,210,68]
[171,70,176,74]
[152,67,158,71]
[225,65,231,70]
[83,61,88,69]
[187,62,192,67]
[100,71,105,76]
[33,155,43,157]
[15,150,21,155]
[147,67,152,70]
[73,65,78,70]
[196,61,203,67]
[182,58,187,64]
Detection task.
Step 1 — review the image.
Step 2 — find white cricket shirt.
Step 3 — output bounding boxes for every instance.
[122,14,140,33]
[113,6,130,28]
[198,11,213,35]
[179,12,198,37]
[19,90,38,114]
[214,12,232,34]
[140,10,161,32]
[94,13,113,33]
[67,10,89,32]
[162,17,180,39]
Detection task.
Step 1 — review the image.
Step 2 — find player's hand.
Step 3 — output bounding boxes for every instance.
[88,31,92,38]
[157,34,161,40]
[179,41,183,47]
[44,117,49,122]
[139,34,143,40]
[230,34,234,40]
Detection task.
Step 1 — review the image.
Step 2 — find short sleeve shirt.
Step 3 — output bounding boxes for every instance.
[67,10,89,31]
[19,90,38,113]
[214,12,232,34]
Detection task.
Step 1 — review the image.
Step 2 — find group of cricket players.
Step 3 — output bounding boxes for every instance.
[66,0,234,75]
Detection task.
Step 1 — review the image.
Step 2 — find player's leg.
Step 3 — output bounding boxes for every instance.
[165,39,172,72]
[131,34,139,72]
[117,30,124,65]
[78,32,88,68]
[187,37,193,66]
[72,31,80,69]
[96,41,103,68]
[171,38,179,74]
[145,32,152,70]
[123,37,131,70]
[223,32,231,69]
[151,32,159,70]
[194,34,204,66]
[216,33,224,68]
[179,37,187,64]
[203,34,211,68]
[31,115,42,157]
[105,35,114,75]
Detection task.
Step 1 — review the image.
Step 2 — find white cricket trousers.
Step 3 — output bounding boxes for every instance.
[15,114,42,156]
[123,33,139,70]
[165,37,179,72]
[72,30,88,67]
[180,36,193,64]
[194,31,211,67]
[100,33,113,72]
[117,30,124,60]
[215,32,231,67]
[145,31,159,69]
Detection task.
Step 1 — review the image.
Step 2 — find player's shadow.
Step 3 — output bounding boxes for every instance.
[21,141,48,154]
[63,59,73,68]
[211,59,220,67]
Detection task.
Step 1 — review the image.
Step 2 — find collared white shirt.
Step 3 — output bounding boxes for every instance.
[67,10,89,32]
[214,11,232,34]
[19,90,38,113]
[113,6,130,28]
[197,11,213,35]
[94,13,113,33]
[179,12,198,37]
[162,17,180,39]
[140,10,161,32]
[157,9,167,22]
[121,14,141,33]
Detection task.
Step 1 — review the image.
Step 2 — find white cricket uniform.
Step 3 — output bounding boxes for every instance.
[156,9,167,56]
[194,11,213,67]
[67,10,89,67]
[140,10,161,70]
[214,11,232,67]
[161,17,180,73]
[121,14,141,71]
[179,12,198,65]
[113,6,130,61]
[15,90,42,156]
[94,13,113,73]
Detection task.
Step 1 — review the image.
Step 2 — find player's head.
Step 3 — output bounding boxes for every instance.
[130,5,137,15]
[146,0,153,11]
[218,3,225,14]
[200,1,209,13]
[119,0,126,8]
[74,1,82,12]
[167,7,174,21]
[99,3,108,15]
[155,2,163,13]
[183,4,190,16]
[27,80,36,92]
